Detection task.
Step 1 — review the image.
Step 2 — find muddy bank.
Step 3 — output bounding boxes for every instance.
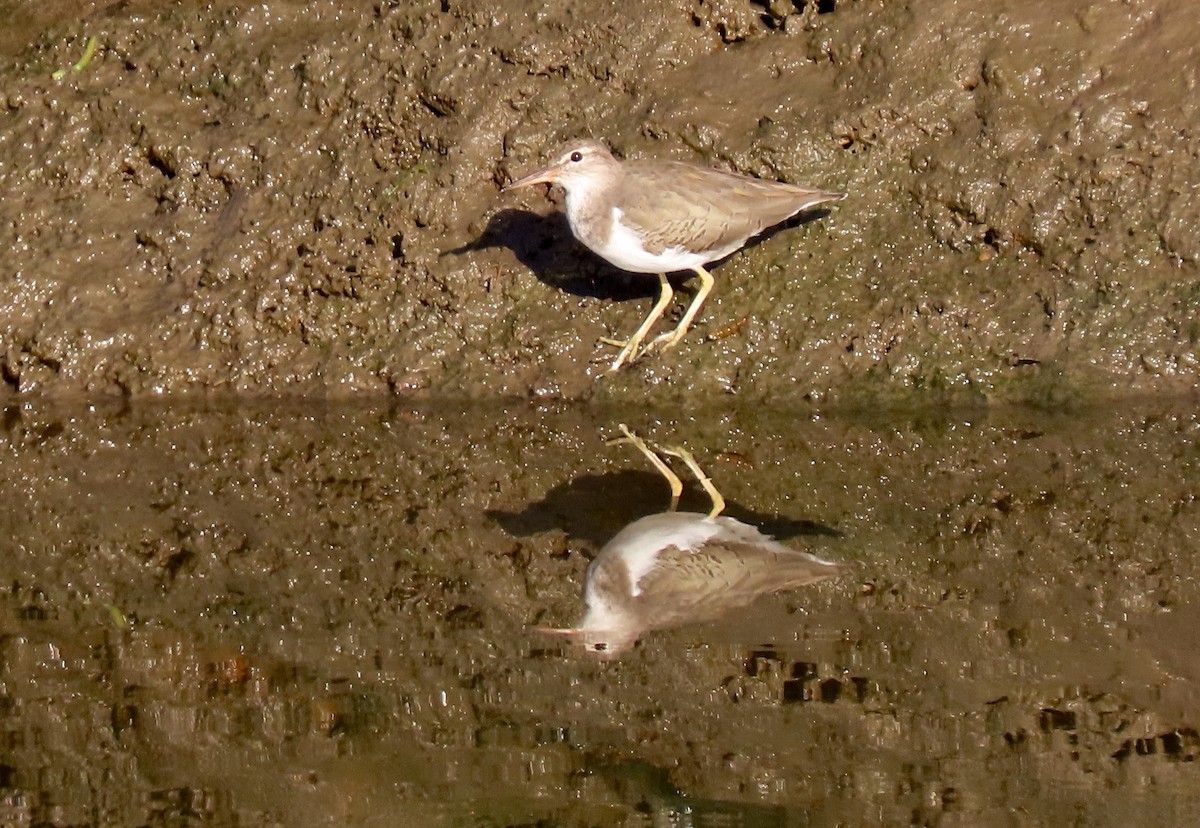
[0,0,1196,402]
[3,399,1200,824]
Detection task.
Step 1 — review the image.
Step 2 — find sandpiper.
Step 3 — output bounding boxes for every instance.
[537,425,841,656]
[504,139,846,371]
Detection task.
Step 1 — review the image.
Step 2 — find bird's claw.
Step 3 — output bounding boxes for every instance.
[598,335,644,372]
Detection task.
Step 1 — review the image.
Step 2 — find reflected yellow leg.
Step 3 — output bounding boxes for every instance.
[606,423,682,511]
[661,445,725,518]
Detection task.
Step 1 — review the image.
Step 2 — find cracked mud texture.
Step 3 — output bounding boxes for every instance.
[3,400,1200,825]
[0,0,1197,402]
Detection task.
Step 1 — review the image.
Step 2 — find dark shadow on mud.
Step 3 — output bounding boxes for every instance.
[444,208,658,300]
[487,469,841,548]
[444,205,838,302]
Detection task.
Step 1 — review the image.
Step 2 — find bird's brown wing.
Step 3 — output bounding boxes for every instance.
[616,161,844,257]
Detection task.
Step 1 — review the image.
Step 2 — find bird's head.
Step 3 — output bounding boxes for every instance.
[532,623,638,659]
[503,139,617,194]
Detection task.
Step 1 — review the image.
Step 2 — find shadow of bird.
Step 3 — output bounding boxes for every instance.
[443,208,659,301]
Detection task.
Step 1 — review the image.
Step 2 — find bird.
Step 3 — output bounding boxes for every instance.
[503,139,846,371]
[536,425,841,656]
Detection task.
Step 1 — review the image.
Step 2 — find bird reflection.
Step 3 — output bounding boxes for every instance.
[537,426,841,657]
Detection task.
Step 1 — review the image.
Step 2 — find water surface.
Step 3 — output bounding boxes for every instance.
[2,399,1198,825]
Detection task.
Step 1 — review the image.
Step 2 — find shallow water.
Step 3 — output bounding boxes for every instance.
[2,398,1199,826]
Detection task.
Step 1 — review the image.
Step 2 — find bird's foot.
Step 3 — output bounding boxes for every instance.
[635,328,683,360]
[598,335,645,372]
[598,272,675,372]
[603,322,685,367]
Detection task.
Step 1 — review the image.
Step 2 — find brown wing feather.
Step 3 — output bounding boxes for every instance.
[615,160,844,257]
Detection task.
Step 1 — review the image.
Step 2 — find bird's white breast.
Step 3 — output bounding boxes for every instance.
[572,206,716,274]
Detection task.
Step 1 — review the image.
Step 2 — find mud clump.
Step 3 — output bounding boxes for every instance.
[0,0,1197,402]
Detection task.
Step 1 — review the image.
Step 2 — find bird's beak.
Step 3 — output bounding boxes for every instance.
[503,163,561,192]
[530,625,628,657]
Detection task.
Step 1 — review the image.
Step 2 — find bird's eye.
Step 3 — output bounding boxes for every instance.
[570,151,583,163]
[592,641,607,652]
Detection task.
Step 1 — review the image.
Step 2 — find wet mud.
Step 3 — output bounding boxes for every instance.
[2,0,1200,825]
[0,0,1196,401]
[3,399,1200,825]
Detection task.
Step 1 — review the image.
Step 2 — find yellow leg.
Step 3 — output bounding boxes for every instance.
[606,424,682,511]
[640,265,714,357]
[662,445,726,518]
[599,273,672,371]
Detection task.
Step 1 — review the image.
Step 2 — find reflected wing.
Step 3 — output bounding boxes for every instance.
[631,540,840,632]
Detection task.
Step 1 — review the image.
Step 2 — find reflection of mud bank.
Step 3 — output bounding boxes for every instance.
[1,1,1197,401]
[3,399,1200,823]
